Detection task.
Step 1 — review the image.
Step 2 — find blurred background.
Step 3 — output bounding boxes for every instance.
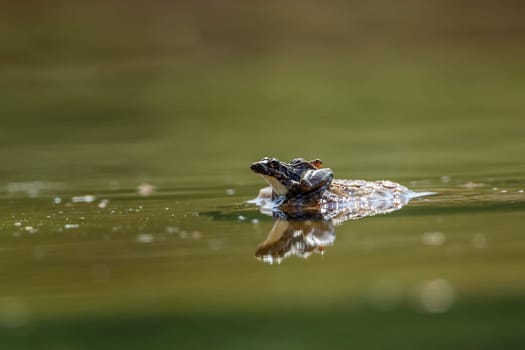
[2,0,524,181]
[1,1,525,349]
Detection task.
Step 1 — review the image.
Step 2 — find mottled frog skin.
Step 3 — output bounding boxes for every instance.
[250,157,433,225]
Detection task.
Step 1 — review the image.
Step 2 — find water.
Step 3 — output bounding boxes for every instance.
[1,174,524,348]
[2,2,525,349]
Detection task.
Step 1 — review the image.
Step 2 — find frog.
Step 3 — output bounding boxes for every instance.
[250,157,434,217]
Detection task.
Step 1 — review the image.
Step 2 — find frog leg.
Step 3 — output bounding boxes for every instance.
[299,168,333,193]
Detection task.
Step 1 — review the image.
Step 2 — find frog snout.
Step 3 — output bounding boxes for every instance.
[250,162,264,173]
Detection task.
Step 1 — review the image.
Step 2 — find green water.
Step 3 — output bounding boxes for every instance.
[2,2,525,349]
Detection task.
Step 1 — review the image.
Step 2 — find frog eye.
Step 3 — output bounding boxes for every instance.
[270,159,280,168]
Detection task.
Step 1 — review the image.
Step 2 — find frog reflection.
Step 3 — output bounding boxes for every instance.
[255,213,335,264]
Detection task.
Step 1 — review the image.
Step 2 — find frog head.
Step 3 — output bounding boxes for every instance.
[250,157,333,198]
